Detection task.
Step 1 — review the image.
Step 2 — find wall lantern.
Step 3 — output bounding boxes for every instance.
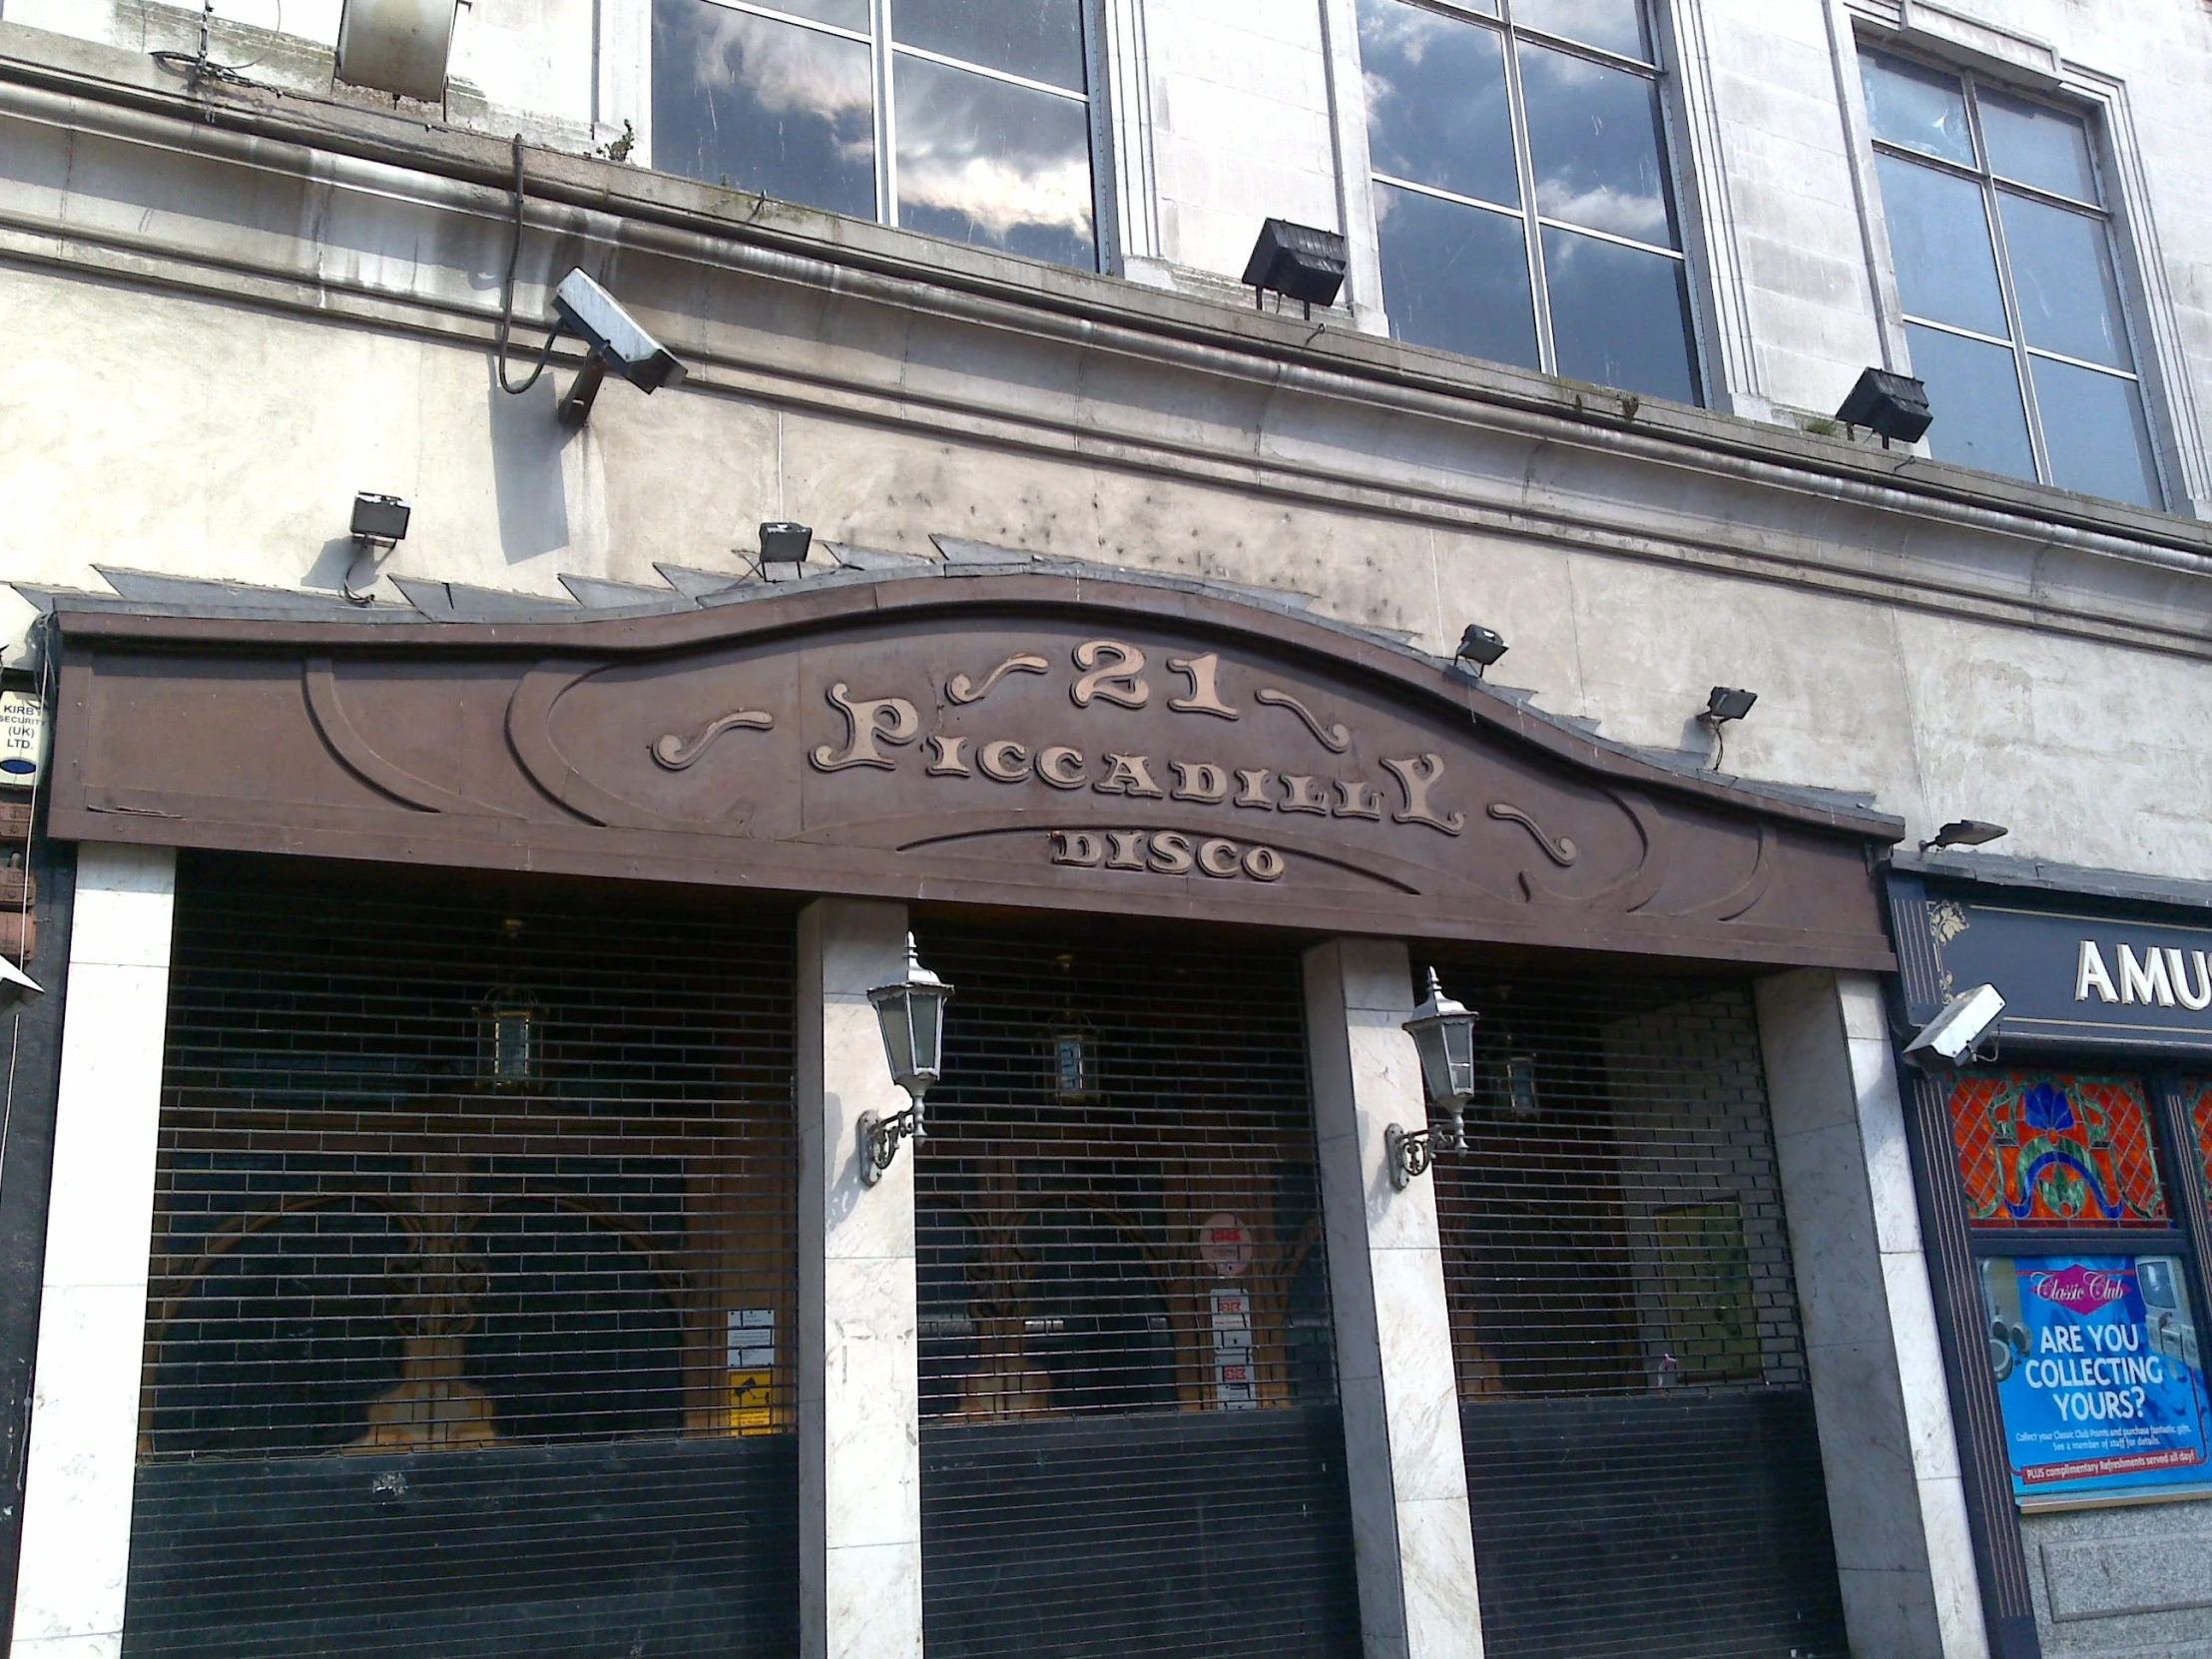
[476,917,538,1089]
[477,984,539,1088]
[1388,968,1479,1190]
[1241,219,1348,318]
[860,934,953,1187]
[1834,366,1934,448]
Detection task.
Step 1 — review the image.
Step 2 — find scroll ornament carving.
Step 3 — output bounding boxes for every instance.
[1253,688,1351,754]
[1488,803,1577,866]
[946,654,1050,706]
[651,709,774,770]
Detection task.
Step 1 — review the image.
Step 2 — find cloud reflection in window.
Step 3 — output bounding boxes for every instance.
[652,0,877,223]
[893,53,1096,270]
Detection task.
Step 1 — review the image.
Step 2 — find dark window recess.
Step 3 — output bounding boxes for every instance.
[1429,967,1849,1659]
[911,921,1361,1659]
[122,853,800,1659]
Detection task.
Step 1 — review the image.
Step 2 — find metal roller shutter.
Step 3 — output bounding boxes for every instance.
[122,854,801,1658]
[910,920,1362,1659]
[1427,964,1850,1659]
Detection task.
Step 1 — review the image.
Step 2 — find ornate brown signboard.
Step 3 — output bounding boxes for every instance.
[44,570,1897,968]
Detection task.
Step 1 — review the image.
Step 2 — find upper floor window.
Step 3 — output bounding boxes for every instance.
[651,0,1103,271]
[1859,51,2164,509]
[1356,0,1700,406]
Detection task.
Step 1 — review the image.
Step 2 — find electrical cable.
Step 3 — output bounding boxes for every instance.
[495,133,562,396]
[151,0,283,87]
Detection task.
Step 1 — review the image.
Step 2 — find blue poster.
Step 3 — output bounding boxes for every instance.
[1982,1254,2212,1500]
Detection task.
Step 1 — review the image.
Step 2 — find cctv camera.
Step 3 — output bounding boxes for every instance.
[1903,982,2003,1073]
[0,953,42,1013]
[551,271,687,394]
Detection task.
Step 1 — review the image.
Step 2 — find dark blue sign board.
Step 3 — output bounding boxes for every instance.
[1898,884,2212,1056]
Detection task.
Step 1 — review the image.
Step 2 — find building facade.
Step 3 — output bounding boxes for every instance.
[0,2,2208,1657]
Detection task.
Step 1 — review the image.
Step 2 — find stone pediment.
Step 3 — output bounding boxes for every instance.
[43,568,1898,969]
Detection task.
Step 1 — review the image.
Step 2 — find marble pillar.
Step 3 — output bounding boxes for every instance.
[11,844,178,1659]
[797,898,924,1659]
[1305,938,1485,1659]
[1755,968,1988,1659]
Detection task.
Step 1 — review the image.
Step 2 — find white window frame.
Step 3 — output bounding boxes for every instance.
[1322,0,1721,407]
[1840,0,2207,513]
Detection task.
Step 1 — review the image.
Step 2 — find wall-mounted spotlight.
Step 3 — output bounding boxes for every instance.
[1452,625,1509,681]
[1921,819,2009,852]
[1387,968,1479,1191]
[1704,686,1757,724]
[343,491,411,605]
[549,270,689,429]
[759,521,814,569]
[1242,219,1349,319]
[1904,983,2004,1073]
[1835,367,1934,448]
[1697,685,1757,771]
[859,934,953,1187]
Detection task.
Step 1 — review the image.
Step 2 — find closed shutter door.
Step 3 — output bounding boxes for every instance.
[911,921,1361,1659]
[123,854,800,1658]
[1428,966,1850,1659]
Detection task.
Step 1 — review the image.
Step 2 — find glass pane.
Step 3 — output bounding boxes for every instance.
[1357,0,1519,210]
[1860,50,1973,166]
[749,0,871,28]
[2031,356,2163,509]
[1947,1072,2167,1227]
[1374,181,1539,370]
[1511,0,1648,61]
[891,0,1086,93]
[1999,193,2131,369]
[651,0,877,220]
[893,53,1096,269]
[1979,88,2098,202]
[1541,227,1698,404]
[1518,41,1677,248]
[1877,154,2006,336]
[1907,322,2034,481]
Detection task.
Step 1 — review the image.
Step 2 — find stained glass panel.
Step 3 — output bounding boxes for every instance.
[1948,1072,2166,1228]
[2189,1080,2212,1205]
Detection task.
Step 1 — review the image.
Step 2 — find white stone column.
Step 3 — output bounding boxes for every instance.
[11,843,178,1659]
[1304,938,1484,1659]
[1755,968,1988,1659]
[797,898,923,1659]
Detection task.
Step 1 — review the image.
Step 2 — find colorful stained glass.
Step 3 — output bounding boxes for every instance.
[1948,1072,2166,1228]
[2189,1080,2212,1206]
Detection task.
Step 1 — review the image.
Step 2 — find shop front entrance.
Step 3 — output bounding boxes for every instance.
[21,564,1910,1659]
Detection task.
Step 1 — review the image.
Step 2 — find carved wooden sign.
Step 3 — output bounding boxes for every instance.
[46,573,1897,968]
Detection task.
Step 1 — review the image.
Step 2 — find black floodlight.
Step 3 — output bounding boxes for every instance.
[1921,819,2009,852]
[550,269,688,427]
[349,492,411,547]
[1835,367,1933,446]
[1704,686,1758,724]
[1241,219,1348,316]
[759,522,814,565]
[1453,624,1508,679]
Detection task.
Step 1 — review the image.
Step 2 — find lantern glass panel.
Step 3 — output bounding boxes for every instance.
[910,985,946,1084]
